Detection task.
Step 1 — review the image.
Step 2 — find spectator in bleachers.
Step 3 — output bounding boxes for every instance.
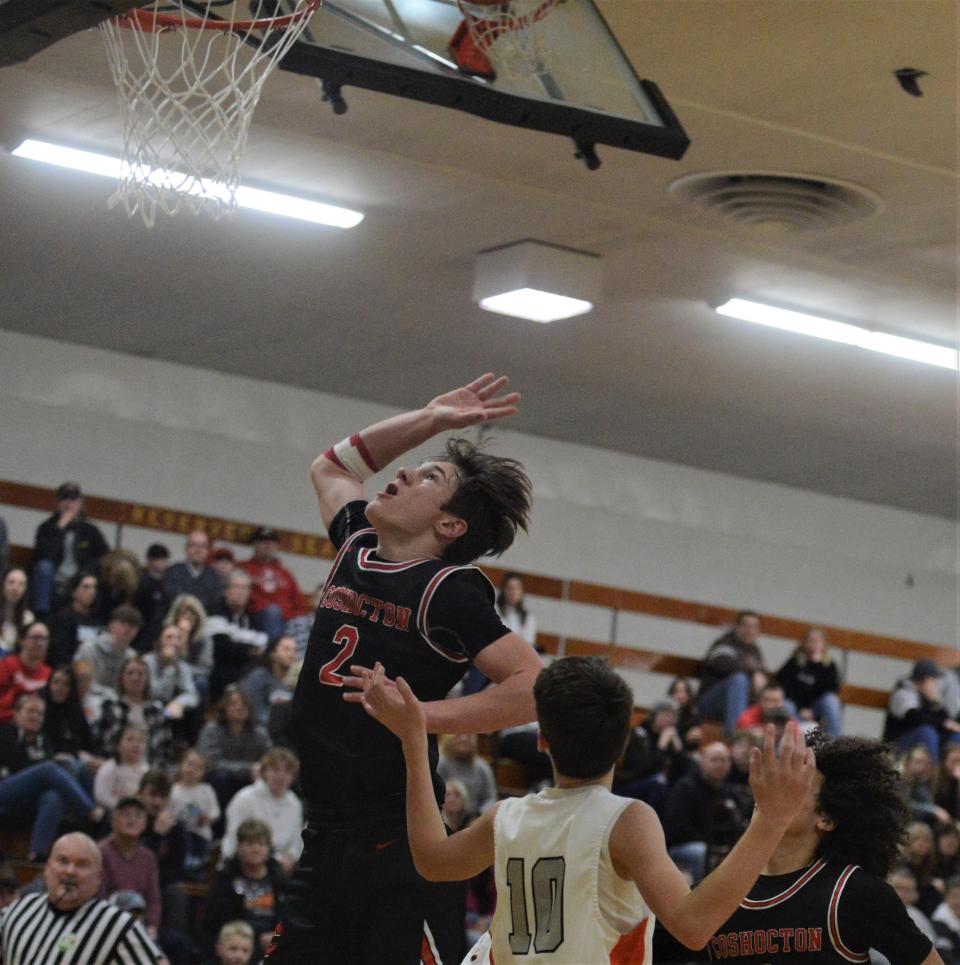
[77,604,142,690]
[667,675,702,747]
[165,594,214,696]
[698,609,765,734]
[209,547,236,590]
[163,530,221,616]
[220,748,302,875]
[40,664,101,782]
[776,626,843,737]
[31,482,109,618]
[1,567,32,652]
[0,858,17,911]
[238,527,302,643]
[96,550,141,625]
[72,657,114,726]
[133,543,170,650]
[937,744,960,821]
[239,635,297,728]
[933,876,960,961]
[99,796,162,939]
[902,821,944,917]
[663,740,750,884]
[937,826,960,883]
[885,659,960,760]
[94,724,150,810]
[285,583,322,662]
[170,749,220,880]
[900,744,952,826]
[887,865,940,948]
[733,681,794,736]
[440,778,473,832]
[143,624,199,738]
[197,685,270,816]
[0,693,104,861]
[138,770,190,941]
[95,657,173,767]
[0,621,52,722]
[437,733,497,815]
[0,516,8,575]
[205,819,288,961]
[207,570,268,701]
[47,571,102,666]
[213,920,256,965]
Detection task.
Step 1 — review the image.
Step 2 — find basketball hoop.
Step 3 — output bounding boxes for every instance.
[452,0,560,82]
[101,1,321,227]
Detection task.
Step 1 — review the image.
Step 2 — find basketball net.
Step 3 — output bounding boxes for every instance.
[454,0,559,83]
[101,1,320,228]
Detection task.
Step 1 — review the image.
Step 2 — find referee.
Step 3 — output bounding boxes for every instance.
[0,832,165,965]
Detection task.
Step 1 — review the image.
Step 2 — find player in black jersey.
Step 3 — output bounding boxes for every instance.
[705,733,943,964]
[265,373,543,965]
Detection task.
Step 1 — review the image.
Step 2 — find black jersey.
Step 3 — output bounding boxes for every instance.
[293,501,510,828]
[707,858,932,963]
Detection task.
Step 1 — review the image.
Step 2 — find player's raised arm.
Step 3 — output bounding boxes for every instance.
[359,664,496,881]
[610,721,816,949]
[310,373,521,531]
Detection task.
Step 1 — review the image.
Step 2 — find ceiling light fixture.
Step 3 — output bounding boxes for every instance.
[716,297,957,370]
[10,139,364,228]
[474,240,601,323]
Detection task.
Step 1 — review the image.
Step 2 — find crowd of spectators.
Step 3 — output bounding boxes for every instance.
[0,489,957,962]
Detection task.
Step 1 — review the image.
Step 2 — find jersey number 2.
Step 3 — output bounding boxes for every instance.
[506,856,565,954]
[319,624,359,686]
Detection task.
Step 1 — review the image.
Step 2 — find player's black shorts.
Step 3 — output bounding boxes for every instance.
[263,821,467,965]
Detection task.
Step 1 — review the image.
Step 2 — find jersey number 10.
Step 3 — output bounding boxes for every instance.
[506,856,565,954]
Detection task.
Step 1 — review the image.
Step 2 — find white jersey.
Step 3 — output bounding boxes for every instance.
[465,784,653,965]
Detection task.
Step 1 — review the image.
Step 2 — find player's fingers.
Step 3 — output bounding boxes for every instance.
[339,674,364,691]
[748,745,762,783]
[477,376,509,400]
[395,676,416,704]
[342,692,364,703]
[467,373,496,392]
[762,724,777,772]
[349,665,374,679]
[481,406,520,422]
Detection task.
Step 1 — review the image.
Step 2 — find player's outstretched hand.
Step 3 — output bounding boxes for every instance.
[351,662,427,745]
[748,721,816,827]
[426,373,521,430]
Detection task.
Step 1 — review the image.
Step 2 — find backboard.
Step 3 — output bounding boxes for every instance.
[0,0,689,167]
[280,0,690,166]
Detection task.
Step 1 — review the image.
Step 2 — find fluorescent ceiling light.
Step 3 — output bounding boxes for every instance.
[479,288,593,323]
[716,298,957,371]
[11,139,363,228]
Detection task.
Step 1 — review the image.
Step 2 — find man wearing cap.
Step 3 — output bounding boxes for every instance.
[134,543,171,650]
[162,530,221,616]
[884,658,960,760]
[237,528,302,642]
[0,832,164,963]
[31,482,109,618]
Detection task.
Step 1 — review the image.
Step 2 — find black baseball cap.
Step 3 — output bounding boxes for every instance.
[56,482,82,500]
[114,797,147,813]
[146,543,170,561]
[250,526,280,543]
[912,659,943,682]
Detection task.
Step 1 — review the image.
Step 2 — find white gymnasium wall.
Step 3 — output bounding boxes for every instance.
[1,329,957,738]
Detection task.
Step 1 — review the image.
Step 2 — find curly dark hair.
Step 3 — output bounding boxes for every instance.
[810,732,909,877]
[438,438,532,565]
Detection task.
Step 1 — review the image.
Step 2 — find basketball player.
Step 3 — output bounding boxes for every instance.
[703,733,942,964]
[265,373,543,965]
[359,655,817,964]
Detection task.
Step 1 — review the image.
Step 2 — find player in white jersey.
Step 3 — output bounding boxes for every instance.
[358,655,816,964]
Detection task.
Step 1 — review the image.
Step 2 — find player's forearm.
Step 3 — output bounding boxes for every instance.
[674,814,790,947]
[401,732,452,878]
[424,666,538,734]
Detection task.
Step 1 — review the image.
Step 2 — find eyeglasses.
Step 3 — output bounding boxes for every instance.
[23,634,50,642]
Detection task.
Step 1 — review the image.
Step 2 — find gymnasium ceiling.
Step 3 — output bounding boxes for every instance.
[0,1,957,517]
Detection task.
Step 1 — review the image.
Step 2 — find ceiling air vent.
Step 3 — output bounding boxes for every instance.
[667,172,883,234]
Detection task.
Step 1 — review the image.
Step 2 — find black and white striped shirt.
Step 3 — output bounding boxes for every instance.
[0,893,163,964]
